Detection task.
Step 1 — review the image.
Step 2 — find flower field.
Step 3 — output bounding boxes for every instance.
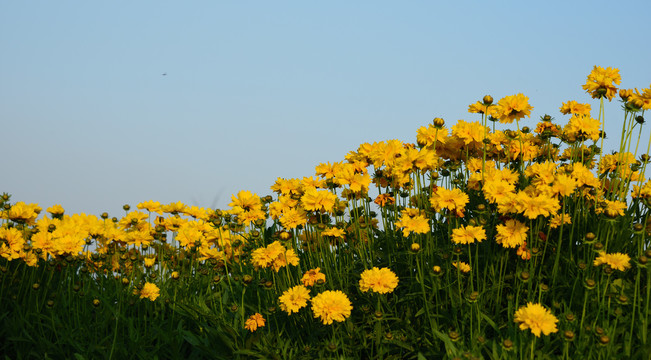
[1,66,650,359]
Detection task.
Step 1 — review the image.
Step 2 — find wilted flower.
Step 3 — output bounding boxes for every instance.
[244,313,265,332]
[301,268,326,287]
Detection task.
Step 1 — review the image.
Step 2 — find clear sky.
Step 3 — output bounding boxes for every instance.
[2,1,651,217]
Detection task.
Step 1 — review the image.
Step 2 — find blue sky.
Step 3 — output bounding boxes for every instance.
[2,1,651,217]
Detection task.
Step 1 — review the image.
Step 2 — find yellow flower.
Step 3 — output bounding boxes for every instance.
[549,213,571,229]
[235,208,266,226]
[0,227,25,260]
[374,194,395,207]
[5,201,41,225]
[416,123,448,147]
[394,208,430,237]
[301,268,326,287]
[271,248,300,272]
[53,234,86,256]
[359,267,399,294]
[175,222,205,248]
[551,174,577,197]
[516,192,560,219]
[140,282,160,301]
[279,207,307,229]
[118,211,149,230]
[452,261,471,273]
[251,241,285,268]
[315,161,343,180]
[311,290,352,325]
[451,225,486,245]
[161,201,187,215]
[451,120,487,145]
[143,256,156,268]
[137,200,162,214]
[483,180,516,204]
[562,114,601,142]
[301,176,326,190]
[468,100,491,114]
[582,65,621,101]
[251,241,299,271]
[183,206,210,220]
[629,85,651,110]
[301,187,338,213]
[514,303,559,337]
[559,100,591,116]
[322,227,346,238]
[571,163,601,188]
[279,285,311,315]
[593,251,631,271]
[494,93,533,124]
[368,140,404,168]
[228,190,261,213]
[430,187,469,215]
[333,164,371,194]
[244,313,266,332]
[495,219,528,248]
[46,204,65,216]
[524,161,556,186]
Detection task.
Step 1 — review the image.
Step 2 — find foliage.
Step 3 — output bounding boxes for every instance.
[1,66,650,359]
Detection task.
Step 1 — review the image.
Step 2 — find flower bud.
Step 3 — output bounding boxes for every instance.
[584,232,597,243]
[598,335,610,345]
[584,278,596,290]
[564,330,575,342]
[482,95,493,105]
[448,330,460,342]
[432,265,444,277]
[501,339,514,351]
[466,291,479,303]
